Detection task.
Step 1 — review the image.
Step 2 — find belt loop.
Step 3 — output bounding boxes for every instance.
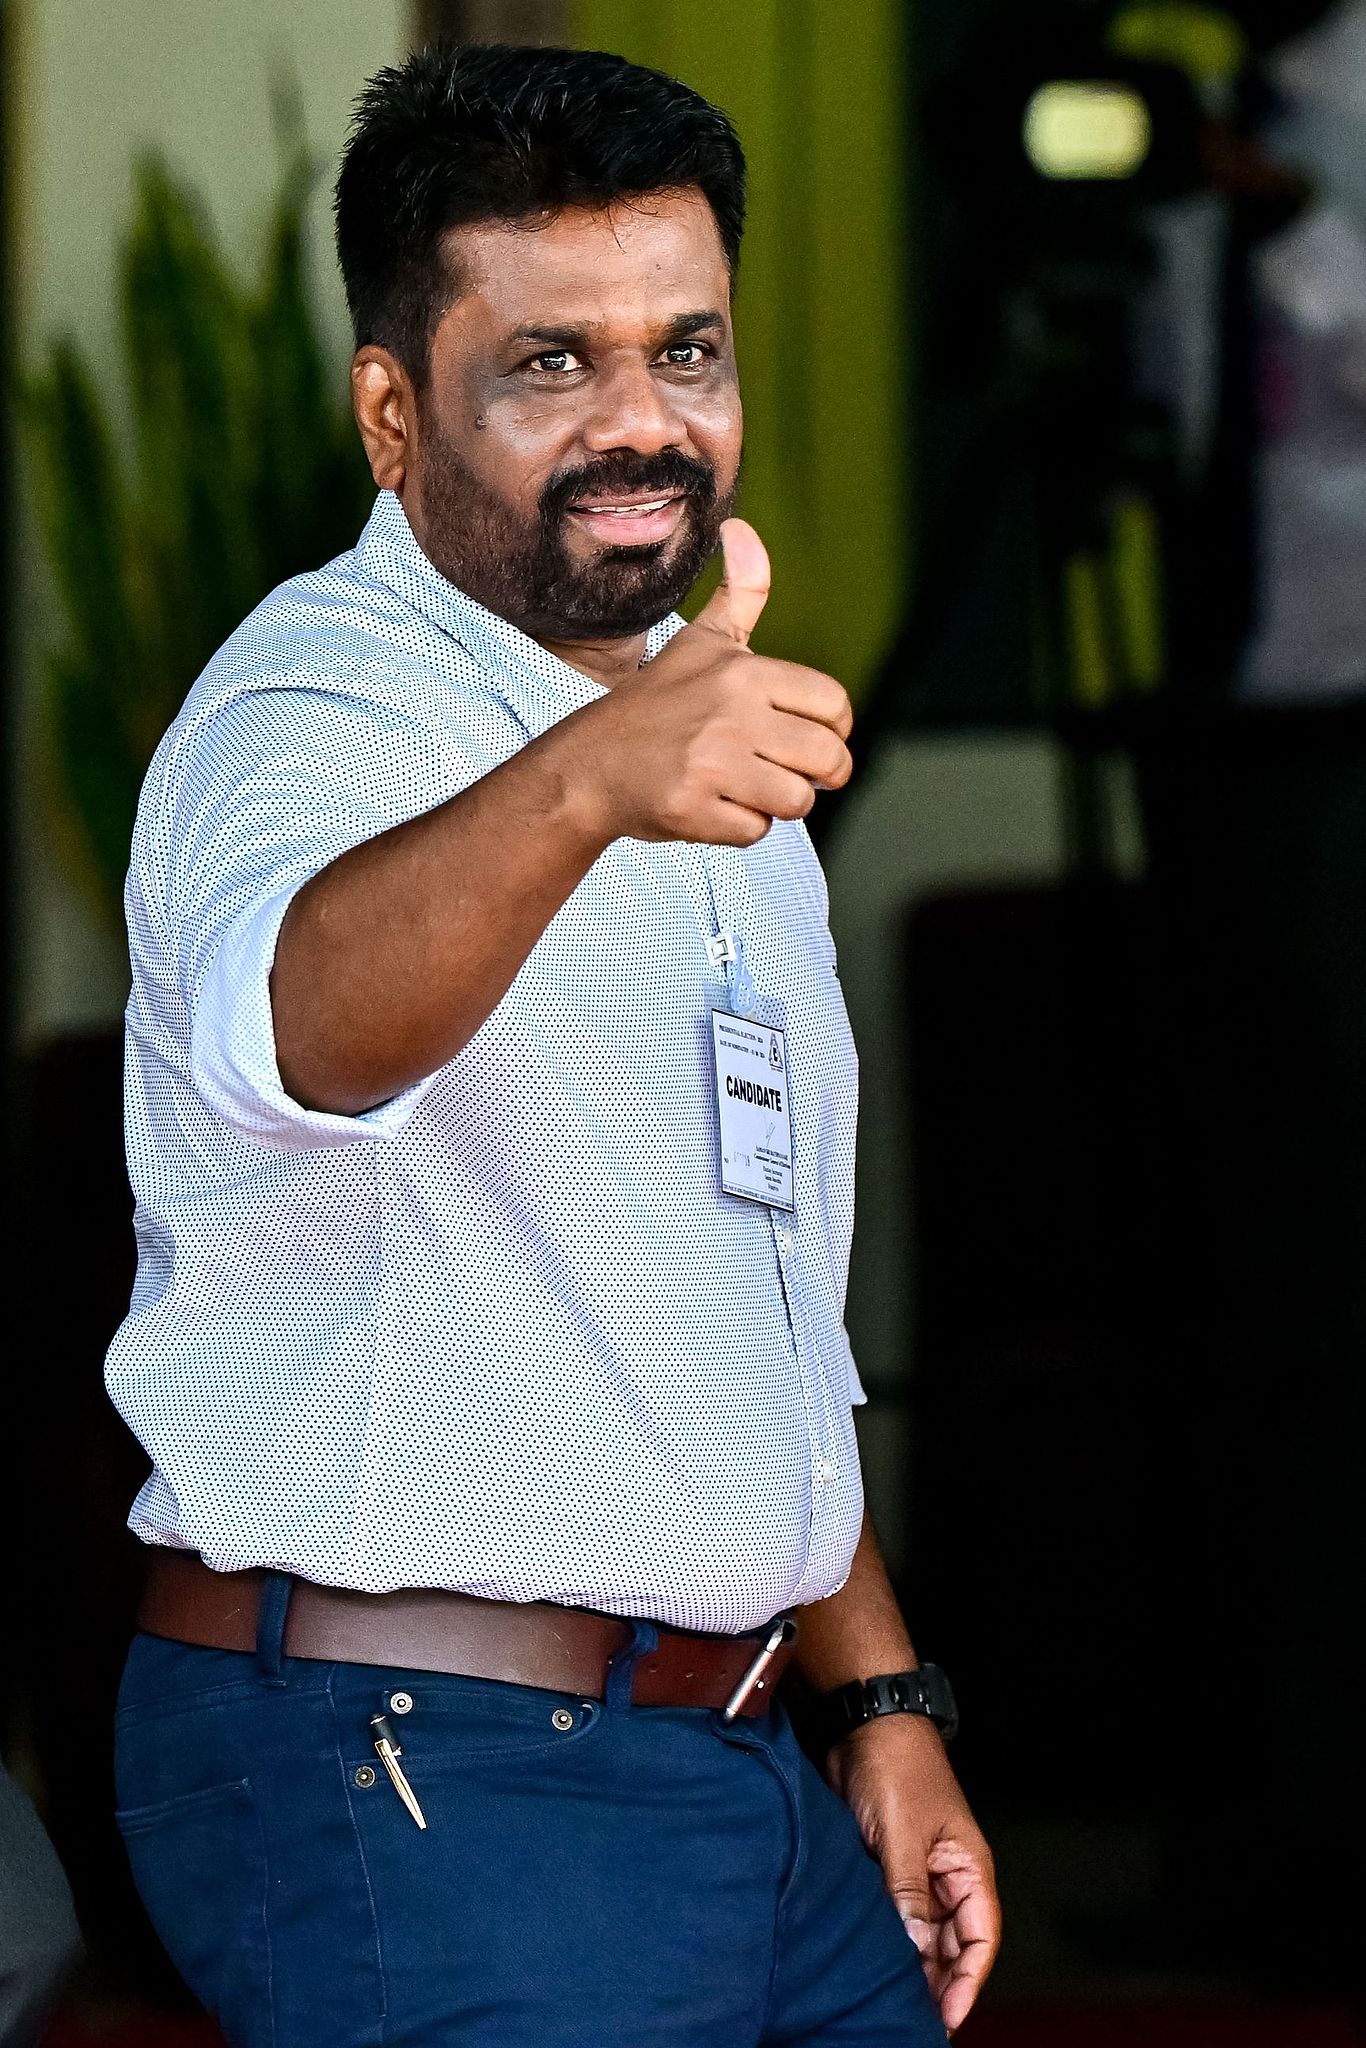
[255,1571,294,1689]
[605,1618,658,1713]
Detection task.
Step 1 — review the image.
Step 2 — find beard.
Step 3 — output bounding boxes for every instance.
[413,414,735,640]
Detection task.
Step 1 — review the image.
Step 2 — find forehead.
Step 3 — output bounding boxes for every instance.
[439,188,731,340]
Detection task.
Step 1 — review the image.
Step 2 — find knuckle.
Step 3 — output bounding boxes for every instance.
[683,728,725,782]
[695,692,739,743]
[824,738,853,786]
[771,781,813,823]
[655,792,693,838]
[687,745,738,808]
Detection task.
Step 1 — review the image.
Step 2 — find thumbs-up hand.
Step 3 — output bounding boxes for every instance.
[691,515,774,648]
[567,519,855,848]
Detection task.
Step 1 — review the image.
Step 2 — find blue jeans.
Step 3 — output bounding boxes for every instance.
[115,1598,946,2047]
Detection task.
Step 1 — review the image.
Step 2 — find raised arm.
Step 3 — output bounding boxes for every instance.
[271,521,853,1115]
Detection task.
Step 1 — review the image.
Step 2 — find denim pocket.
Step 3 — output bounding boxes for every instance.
[343,1675,603,1772]
[117,1775,271,2038]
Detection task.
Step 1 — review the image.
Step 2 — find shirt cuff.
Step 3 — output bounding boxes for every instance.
[842,1330,868,1407]
[189,881,433,1150]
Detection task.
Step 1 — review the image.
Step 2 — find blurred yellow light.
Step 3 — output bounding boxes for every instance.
[1024,82,1154,180]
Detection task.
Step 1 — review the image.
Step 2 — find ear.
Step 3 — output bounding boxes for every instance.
[351,345,414,493]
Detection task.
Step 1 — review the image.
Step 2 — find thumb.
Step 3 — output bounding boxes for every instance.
[884,1857,938,1954]
[692,518,771,646]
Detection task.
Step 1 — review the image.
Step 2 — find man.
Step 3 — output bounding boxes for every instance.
[108,43,998,2048]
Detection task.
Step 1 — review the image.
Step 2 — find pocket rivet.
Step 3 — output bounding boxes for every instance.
[551,1708,575,1731]
[354,1765,377,1788]
[390,1692,414,1716]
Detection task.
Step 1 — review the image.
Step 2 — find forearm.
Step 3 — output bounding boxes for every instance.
[795,1513,918,1691]
[272,718,611,1114]
[806,1522,1000,2030]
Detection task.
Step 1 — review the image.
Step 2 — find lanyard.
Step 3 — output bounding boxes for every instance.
[697,845,761,1014]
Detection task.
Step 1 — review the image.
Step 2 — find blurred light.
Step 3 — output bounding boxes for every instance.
[1024,82,1155,181]
[1108,2,1246,87]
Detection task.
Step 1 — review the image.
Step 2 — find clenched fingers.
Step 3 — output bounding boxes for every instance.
[754,707,854,791]
[723,757,819,824]
[929,1841,1001,2034]
[706,797,774,847]
[751,655,854,740]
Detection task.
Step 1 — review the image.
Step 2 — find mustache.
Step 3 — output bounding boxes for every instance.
[539,451,717,527]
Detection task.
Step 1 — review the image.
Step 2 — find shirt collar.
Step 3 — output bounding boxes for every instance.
[353,488,685,734]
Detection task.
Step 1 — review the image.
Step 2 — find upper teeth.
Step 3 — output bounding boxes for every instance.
[589,499,670,515]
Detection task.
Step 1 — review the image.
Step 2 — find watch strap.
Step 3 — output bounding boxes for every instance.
[822,1663,959,1746]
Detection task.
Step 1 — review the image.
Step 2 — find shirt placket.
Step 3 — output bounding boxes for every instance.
[694,844,848,1597]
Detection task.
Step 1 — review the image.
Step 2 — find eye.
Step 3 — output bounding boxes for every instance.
[661,342,710,368]
[529,349,584,375]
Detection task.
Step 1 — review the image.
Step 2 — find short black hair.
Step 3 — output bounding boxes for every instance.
[335,43,747,382]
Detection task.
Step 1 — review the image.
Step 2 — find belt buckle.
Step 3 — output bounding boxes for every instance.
[721,1615,797,1721]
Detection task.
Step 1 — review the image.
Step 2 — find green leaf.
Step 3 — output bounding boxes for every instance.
[25,107,373,926]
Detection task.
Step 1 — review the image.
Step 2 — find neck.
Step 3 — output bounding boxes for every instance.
[536,630,652,691]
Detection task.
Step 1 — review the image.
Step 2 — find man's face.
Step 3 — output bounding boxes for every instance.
[403,188,742,641]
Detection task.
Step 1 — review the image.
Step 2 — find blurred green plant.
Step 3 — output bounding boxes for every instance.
[25,134,374,926]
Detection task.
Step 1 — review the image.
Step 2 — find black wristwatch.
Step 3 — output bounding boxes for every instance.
[821,1665,959,1748]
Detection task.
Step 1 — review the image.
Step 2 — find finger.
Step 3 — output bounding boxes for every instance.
[692,518,772,646]
[934,1868,1000,1947]
[929,1842,1001,1956]
[750,656,854,740]
[754,708,853,791]
[941,1940,995,2035]
[886,1856,938,1947]
[702,798,774,848]
[932,1860,1001,2033]
[898,1915,940,1965]
[724,760,818,825]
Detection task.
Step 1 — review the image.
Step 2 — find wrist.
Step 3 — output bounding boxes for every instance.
[530,711,622,855]
[840,1706,943,1748]
[823,1708,951,1806]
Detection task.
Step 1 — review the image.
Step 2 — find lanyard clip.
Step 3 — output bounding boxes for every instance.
[707,930,738,970]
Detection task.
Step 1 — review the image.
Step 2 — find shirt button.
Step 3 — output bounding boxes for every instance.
[778,1227,794,1256]
[814,1455,837,1484]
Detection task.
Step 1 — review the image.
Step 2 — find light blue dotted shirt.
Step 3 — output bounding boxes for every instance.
[108,490,865,1634]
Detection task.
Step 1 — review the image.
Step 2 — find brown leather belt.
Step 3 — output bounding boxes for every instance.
[137,1549,799,1720]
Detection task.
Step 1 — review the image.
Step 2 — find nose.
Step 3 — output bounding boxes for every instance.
[580,357,683,458]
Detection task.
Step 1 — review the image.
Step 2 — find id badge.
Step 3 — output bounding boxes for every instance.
[712,1009,796,1211]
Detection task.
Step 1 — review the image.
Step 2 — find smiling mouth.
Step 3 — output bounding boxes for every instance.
[564,492,690,546]
[568,493,686,517]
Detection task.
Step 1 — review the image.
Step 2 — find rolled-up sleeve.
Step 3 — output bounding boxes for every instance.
[163,680,479,1151]
[842,1330,869,1408]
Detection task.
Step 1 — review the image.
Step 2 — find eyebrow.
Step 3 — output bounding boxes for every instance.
[506,309,729,351]
[663,310,728,338]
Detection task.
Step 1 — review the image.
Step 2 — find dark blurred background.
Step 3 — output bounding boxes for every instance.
[4,1,1366,2042]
